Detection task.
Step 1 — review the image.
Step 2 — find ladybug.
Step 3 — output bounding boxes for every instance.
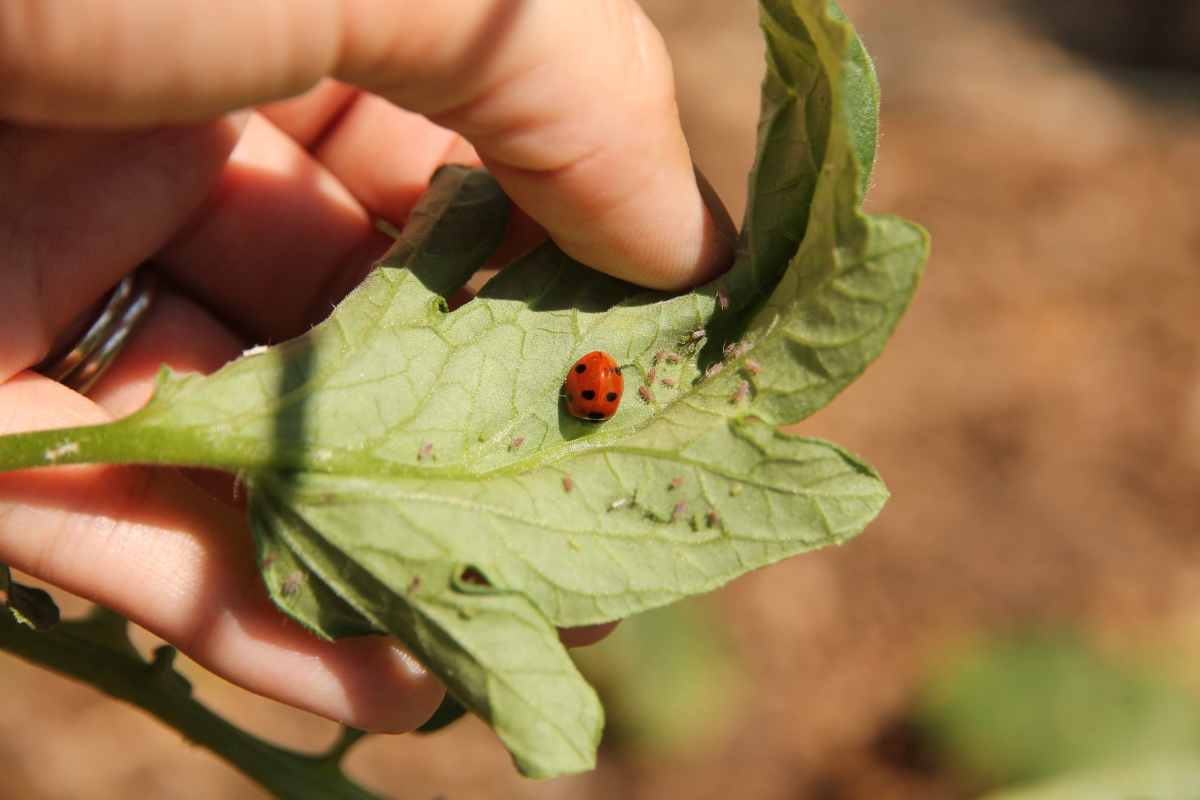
[563,351,623,421]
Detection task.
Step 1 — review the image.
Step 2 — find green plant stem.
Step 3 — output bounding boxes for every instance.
[0,606,384,800]
[0,416,276,474]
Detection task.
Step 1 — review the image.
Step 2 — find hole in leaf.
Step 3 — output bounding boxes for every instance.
[459,567,491,587]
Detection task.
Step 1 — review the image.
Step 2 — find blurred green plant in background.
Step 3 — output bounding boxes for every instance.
[572,598,741,759]
[908,633,1200,799]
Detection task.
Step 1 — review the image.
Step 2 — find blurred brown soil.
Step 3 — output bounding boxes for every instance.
[7,1,1200,798]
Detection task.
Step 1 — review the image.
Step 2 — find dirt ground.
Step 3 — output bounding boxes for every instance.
[7,1,1200,798]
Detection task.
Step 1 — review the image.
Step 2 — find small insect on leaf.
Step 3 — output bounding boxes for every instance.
[667,353,683,363]
[732,380,750,404]
[655,348,666,364]
[724,342,739,356]
[745,360,762,374]
[661,377,677,388]
[730,484,743,496]
[43,441,79,463]
[418,443,434,460]
[691,329,707,340]
[718,285,730,311]
[646,367,656,385]
[569,539,583,551]
[672,500,687,520]
[610,498,629,510]
[670,476,685,489]
[639,385,654,404]
[509,437,525,450]
[261,555,276,568]
[282,572,304,595]
[709,508,720,527]
[735,341,752,357]
[563,475,575,493]
[705,362,725,379]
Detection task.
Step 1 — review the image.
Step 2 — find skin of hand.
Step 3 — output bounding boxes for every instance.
[0,0,738,733]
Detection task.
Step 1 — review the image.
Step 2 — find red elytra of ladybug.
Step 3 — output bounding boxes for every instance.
[563,351,623,421]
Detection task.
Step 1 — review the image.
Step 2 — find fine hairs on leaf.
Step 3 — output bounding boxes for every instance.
[0,0,928,786]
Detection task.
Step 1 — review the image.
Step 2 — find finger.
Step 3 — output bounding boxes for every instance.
[262,83,482,228]
[560,621,620,649]
[154,113,394,342]
[0,119,242,382]
[0,302,446,733]
[0,0,735,289]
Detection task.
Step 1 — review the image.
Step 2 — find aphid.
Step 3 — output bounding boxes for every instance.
[569,539,583,551]
[563,475,575,493]
[718,286,730,311]
[735,341,752,357]
[661,377,678,388]
[241,344,270,358]
[646,367,656,385]
[691,329,707,340]
[672,500,687,520]
[745,360,763,374]
[691,513,703,531]
[724,342,739,356]
[232,470,245,501]
[282,572,303,595]
[730,484,743,496]
[705,362,725,379]
[670,476,685,489]
[655,348,666,364]
[410,577,421,592]
[459,606,476,620]
[611,497,630,510]
[261,555,276,569]
[709,508,721,527]
[732,380,750,404]
[43,441,79,463]
[563,351,623,422]
[509,437,525,450]
[667,353,683,363]
[639,385,654,404]
[418,442,434,459]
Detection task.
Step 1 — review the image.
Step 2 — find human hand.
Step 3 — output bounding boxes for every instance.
[0,0,737,732]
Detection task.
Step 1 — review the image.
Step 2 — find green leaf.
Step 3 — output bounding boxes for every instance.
[978,756,1200,800]
[916,636,1200,787]
[0,0,928,777]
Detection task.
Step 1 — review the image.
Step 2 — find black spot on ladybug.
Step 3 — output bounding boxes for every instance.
[615,366,622,376]
[567,393,574,403]
[606,392,618,402]
[587,411,606,420]
[582,390,596,401]
[575,363,587,373]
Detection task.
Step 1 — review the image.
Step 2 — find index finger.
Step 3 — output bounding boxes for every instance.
[0,0,735,289]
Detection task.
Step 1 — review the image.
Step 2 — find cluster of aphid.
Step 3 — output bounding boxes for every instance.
[561,472,739,531]
[415,283,761,460]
